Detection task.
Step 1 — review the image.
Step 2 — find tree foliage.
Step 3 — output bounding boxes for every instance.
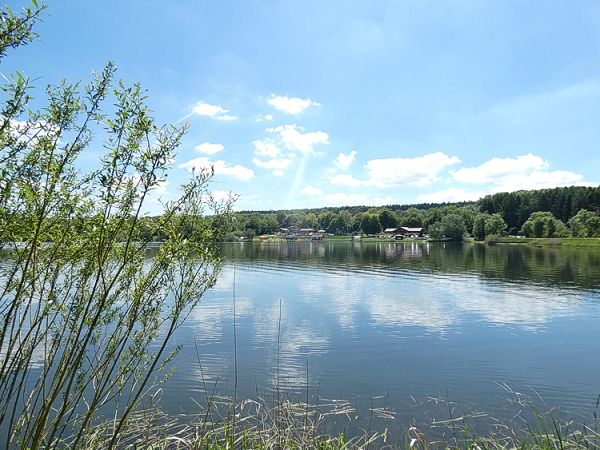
[479,186,600,232]
[360,214,381,235]
[0,4,234,447]
[473,212,507,240]
[378,209,398,229]
[439,213,467,241]
[521,212,569,238]
[568,209,600,237]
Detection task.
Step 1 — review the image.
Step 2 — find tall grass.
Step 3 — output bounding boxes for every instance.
[55,388,600,449]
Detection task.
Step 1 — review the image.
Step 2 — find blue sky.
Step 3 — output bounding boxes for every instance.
[6,0,600,211]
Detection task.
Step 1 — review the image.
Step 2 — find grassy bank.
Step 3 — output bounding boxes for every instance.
[494,237,600,248]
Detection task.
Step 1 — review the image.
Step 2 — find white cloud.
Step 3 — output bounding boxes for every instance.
[192,102,226,116]
[254,114,274,122]
[253,140,282,158]
[252,139,293,176]
[191,102,238,121]
[334,150,357,170]
[329,173,364,188]
[178,157,254,181]
[448,153,595,198]
[210,190,235,202]
[267,95,320,114]
[494,170,587,192]
[329,151,460,189]
[216,114,238,122]
[267,124,329,155]
[365,152,460,188]
[299,185,324,196]
[252,157,292,177]
[452,153,548,184]
[416,153,596,203]
[194,142,225,155]
[8,119,58,143]
[250,125,328,179]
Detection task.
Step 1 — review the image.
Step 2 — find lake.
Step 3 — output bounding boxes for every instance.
[161,240,600,434]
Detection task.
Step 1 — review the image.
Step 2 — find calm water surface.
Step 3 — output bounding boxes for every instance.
[162,241,600,429]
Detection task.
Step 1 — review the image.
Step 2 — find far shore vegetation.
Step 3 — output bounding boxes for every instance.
[209,185,600,245]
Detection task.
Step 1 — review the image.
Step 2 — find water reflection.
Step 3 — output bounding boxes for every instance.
[228,241,600,290]
[164,241,600,427]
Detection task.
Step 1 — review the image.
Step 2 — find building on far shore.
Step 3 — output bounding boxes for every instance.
[383,227,423,237]
[398,227,423,237]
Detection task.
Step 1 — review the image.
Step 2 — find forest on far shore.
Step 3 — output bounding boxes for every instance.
[132,186,600,242]
[218,186,600,241]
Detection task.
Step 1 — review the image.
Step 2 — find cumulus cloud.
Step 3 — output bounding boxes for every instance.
[365,152,460,188]
[194,142,224,155]
[267,95,320,114]
[415,153,596,203]
[329,151,459,189]
[494,170,587,192]
[178,157,254,181]
[251,157,292,177]
[267,124,329,155]
[450,153,593,195]
[334,150,357,170]
[452,153,548,184]
[252,139,293,176]
[253,140,282,158]
[191,102,238,121]
[299,185,324,196]
[251,125,328,178]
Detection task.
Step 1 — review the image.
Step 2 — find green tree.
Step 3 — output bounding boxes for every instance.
[532,218,545,237]
[317,211,335,230]
[400,207,423,227]
[440,213,467,241]
[522,211,569,238]
[472,214,487,240]
[427,221,444,240]
[339,209,352,233]
[423,208,444,231]
[301,212,318,229]
[327,215,346,234]
[568,209,600,237]
[459,205,478,235]
[360,214,381,235]
[485,213,507,237]
[378,208,398,229]
[0,4,233,447]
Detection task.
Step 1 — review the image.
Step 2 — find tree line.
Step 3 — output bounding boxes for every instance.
[227,186,600,241]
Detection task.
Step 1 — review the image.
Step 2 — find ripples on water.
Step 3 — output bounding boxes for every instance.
[158,241,600,430]
[5,241,599,432]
